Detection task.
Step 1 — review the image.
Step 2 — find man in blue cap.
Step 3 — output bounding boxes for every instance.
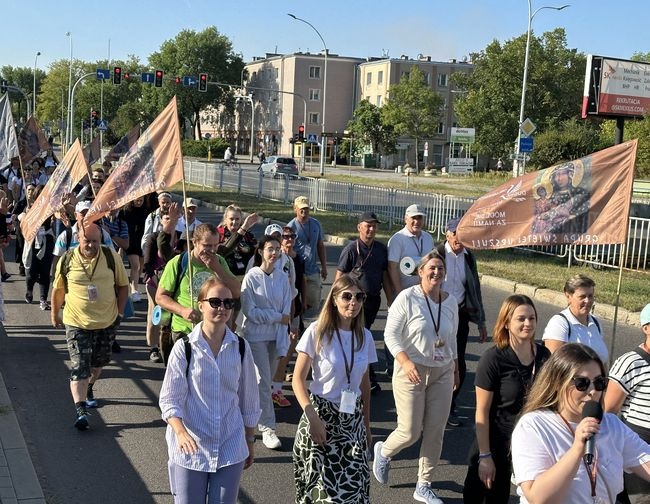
[437,216,487,427]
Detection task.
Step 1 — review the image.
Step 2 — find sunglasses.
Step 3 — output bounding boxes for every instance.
[339,291,367,302]
[200,297,235,310]
[282,233,296,239]
[572,375,607,392]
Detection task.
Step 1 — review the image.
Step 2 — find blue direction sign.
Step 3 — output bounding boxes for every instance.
[183,76,198,87]
[141,72,155,84]
[96,119,108,132]
[307,133,318,144]
[96,68,110,80]
[519,136,534,153]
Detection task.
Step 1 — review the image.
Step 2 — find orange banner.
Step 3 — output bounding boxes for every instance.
[82,135,101,169]
[85,97,184,224]
[18,117,49,165]
[104,125,140,162]
[20,139,89,243]
[457,140,638,249]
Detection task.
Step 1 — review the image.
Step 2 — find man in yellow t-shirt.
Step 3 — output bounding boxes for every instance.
[51,224,129,430]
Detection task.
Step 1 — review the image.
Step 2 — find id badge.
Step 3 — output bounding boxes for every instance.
[87,284,98,303]
[304,244,312,258]
[339,389,356,414]
[434,348,445,361]
[236,262,245,270]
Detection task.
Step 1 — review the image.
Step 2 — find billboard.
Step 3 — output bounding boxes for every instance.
[450,127,475,143]
[582,55,650,119]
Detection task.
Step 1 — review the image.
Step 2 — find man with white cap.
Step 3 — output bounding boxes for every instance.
[175,197,202,235]
[287,196,327,317]
[141,192,173,249]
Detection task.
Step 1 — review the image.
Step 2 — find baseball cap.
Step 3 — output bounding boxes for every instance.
[358,211,381,224]
[294,196,310,209]
[640,303,650,326]
[446,217,461,233]
[265,223,283,236]
[405,204,425,217]
[184,197,198,208]
[75,200,92,213]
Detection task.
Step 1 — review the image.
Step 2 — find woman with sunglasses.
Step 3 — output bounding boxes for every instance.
[373,250,459,504]
[159,277,260,504]
[292,274,377,503]
[463,295,550,503]
[240,235,292,450]
[511,344,650,504]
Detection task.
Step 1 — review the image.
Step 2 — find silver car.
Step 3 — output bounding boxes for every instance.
[259,156,299,177]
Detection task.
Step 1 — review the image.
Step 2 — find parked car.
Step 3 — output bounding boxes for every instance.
[259,156,299,177]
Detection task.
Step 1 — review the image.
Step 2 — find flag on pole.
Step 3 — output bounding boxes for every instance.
[0,94,19,168]
[20,139,89,243]
[104,125,140,162]
[457,140,638,249]
[82,135,101,169]
[18,117,50,165]
[85,96,184,224]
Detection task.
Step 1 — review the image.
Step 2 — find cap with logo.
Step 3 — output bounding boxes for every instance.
[265,224,283,236]
[294,196,310,209]
[184,197,198,208]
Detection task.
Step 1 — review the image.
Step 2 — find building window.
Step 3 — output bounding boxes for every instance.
[274,68,279,78]
[433,145,443,166]
[365,96,370,101]
[309,88,320,101]
[309,112,320,125]
[309,66,321,79]
[376,95,382,107]
[437,122,445,134]
[437,73,448,87]
[423,72,431,85]
[366,72,372,85]
[401,71,410,79]
[378,71,383,85]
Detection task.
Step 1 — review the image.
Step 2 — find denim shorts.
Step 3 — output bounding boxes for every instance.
[65,324,117,380]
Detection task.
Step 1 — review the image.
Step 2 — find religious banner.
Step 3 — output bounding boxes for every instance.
[104,125,140,162]
[82,135,101,169]
[0,94,19,168]
[20,139,89,243]
[18,117,49,165]
[457,140,638,249]
[85,97,183,224]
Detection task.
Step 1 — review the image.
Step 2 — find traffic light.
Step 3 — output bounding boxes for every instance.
[0,80,7,94]
[298,124,305,142]
[113,66,122,85]
[123,72,130,81]
[91,110,98,127]
[175,76,181,85]
[154,70,164,87]
[198,73,208,92]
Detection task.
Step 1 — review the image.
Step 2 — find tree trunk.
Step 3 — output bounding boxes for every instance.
[414,137,419,173]
[194,109,202,140]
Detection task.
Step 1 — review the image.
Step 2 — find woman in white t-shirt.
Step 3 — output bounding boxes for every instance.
[292,274,377,504]
[511,343,650,504]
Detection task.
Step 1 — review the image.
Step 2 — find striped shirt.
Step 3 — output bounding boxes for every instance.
[609,349,650,431]
[159,323,261,472]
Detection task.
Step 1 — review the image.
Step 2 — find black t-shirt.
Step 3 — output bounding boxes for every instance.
[475,343,550,440]
[337,238,388,296]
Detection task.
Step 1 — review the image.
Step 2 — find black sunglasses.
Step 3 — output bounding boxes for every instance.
[339,291,366,302]
[572,375,607,392]
[200,297,235,310]
[282,233,296,239]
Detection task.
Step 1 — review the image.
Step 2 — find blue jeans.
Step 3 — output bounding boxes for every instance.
[168,460,245,504]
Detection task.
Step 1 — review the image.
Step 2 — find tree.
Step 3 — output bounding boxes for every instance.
[0,65,45,121]
[381,66,443,171]
[345,99,396,166]
[452,28,586,160]
[530,119,604,169]
[147,26,244,139]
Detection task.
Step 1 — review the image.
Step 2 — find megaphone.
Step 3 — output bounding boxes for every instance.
[400,256,418,276]
[152,305,162,326]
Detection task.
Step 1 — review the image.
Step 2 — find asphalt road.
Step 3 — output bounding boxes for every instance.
[0,205,641,504]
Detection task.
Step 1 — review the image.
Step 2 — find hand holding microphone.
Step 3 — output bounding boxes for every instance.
[580,400,603,465]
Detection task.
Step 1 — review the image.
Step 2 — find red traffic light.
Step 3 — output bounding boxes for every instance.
[198,73,208,92]
[113,66,122,85]
[154,70,164,87]
[175,76,181,85]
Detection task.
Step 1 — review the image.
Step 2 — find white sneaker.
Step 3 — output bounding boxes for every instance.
[262,430,282,450]
[413,482,444,504]
[131,291,142,303]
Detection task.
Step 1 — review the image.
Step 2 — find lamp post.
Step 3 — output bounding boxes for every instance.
[288,13,328,176]
[513,1,569,177]
[65,32,73,148]
[33,51,40,117]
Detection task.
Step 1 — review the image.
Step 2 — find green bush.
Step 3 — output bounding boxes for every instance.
[181,138,230,158]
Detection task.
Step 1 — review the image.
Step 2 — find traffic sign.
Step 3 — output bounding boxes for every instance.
[520,118,536,136]
[96,119,108,131]
[307,134,318,144]
[183,76,197,87]
[509,153,531,162]
[96,68,110,80]
[141,72,155,84]
[519,136,534,153]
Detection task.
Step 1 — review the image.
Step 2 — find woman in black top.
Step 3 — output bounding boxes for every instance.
[463,294,550,503]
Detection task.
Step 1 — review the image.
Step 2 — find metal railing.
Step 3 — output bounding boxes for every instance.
[183,159,650,272]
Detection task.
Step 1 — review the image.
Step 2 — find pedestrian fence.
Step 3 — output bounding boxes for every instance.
[184,159,650,272]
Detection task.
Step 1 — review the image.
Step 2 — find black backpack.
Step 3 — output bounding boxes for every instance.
[183,335,246,377]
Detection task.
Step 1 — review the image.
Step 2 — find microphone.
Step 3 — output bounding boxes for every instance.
[581,400,603,465]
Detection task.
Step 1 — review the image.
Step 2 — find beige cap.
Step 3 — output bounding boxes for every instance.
[294,196,310,209]
[184,197,198,208]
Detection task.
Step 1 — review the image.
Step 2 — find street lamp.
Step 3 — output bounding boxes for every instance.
[288,13,328,176]
[65,32,73,148]
[514,1,569,177]
[33,51,40,117]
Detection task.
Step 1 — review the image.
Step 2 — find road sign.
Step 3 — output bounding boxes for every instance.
[520,118,536,136]
[307,134,318,144]
[450,127,476,144]
[447,157,474,174]
[96,68,110,80]
[519,136,534,153]
[141,72,155,84]
[96,119,108,132]
[509,153,531,162]
[183,76,198,87]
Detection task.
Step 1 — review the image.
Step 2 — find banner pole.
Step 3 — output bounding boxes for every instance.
[181,171,194,325]
[609,243,626,361]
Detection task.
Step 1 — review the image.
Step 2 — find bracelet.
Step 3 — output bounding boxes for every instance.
[478,452,492,459]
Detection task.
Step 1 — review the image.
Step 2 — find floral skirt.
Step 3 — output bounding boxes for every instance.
[293,394,370,504]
